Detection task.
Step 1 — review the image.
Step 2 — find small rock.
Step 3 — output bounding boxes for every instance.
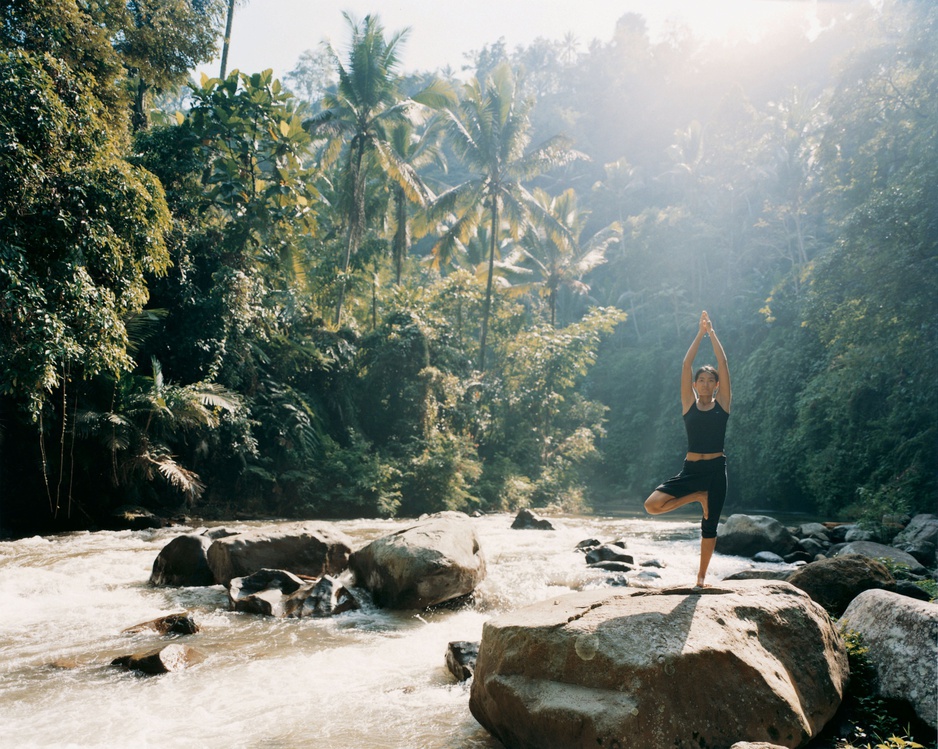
[511,508,555,530]
[122,612,199,636]
[844,526,876,543]
[229,569,305,617]
[105,505,164,531]
[295,575,359,618]
[633,570,660,580]
[753,551,785,564]
[784,551,814,564]
[796,523,831,542]
[894,580,933,602]
[588,561,634,573]
[575,538,602,551]
[445,640,479,681]
[585,544,634,566]
[798,537,826,557]
[723,569,793,582]
[111,643,205,675]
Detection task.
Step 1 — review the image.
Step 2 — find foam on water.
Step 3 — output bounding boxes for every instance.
[0,513,789,748]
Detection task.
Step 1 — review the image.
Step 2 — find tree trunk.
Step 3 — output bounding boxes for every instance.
[132,77,149,132]
[478,197,499,371]
[220,0,236,79]
[394,186,407,285]
[335,139,367,327]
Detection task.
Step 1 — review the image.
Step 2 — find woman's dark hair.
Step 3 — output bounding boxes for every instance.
[694,365,719,382]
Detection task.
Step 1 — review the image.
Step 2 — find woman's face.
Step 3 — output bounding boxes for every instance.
[694,371,718,397]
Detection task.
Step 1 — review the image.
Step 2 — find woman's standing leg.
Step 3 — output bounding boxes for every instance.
[696,459,727,586]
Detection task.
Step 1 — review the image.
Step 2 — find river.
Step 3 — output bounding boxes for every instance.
[0,511,792,748]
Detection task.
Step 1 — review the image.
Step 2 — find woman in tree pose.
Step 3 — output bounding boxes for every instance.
[644,310,731,587]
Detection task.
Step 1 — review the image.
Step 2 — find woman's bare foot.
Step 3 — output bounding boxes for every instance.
[695,578,709,588]
[700,493,709,520]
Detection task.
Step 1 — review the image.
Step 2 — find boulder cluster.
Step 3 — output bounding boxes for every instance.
[116,513,485,676]
[127,509,935,749]
[471,510,936,748]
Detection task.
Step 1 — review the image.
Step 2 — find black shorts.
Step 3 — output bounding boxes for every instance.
[656,456,727,539]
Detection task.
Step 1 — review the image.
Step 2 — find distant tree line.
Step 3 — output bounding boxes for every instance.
[0,0,934,536]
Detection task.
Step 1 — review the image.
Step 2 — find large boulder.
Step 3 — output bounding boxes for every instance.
[890,513,938,568]
[350,513,486,609]
[787,554,895,616]
[841,589,938,730]
[206,523,353,586]
[834,540,927,575]
[715,515,799,558]
[469,581,848,749]
[150,533,214,587]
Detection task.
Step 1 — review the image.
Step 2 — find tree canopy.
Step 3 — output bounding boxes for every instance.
[1,0,934,536]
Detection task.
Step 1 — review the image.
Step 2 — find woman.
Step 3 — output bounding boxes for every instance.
[644,310,731,587]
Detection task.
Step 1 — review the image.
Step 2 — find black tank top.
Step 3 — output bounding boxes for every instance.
[683,400,729,453]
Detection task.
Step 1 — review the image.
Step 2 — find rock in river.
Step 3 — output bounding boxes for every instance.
[206,523,353,586]
[469,580,847,749]
[350,512,485,609]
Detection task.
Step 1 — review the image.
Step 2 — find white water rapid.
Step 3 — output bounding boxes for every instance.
[0,512,790,748]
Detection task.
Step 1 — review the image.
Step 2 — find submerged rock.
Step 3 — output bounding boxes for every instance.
[469,580,847,749]
[111,643,205,675]
[841,589,938,730]
[121,612,199,636]
[294,575,359,618]
[206,523,353,586]
[229,568,306,617]
[104,505,164,531]
[350,512,486,609]
[584,544,633,566]
[511,508,555,530]
[228,569,358,618]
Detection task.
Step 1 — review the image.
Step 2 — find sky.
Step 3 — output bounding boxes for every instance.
[195,0,826,82]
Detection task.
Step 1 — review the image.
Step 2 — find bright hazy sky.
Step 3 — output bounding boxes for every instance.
[196,0,824,82]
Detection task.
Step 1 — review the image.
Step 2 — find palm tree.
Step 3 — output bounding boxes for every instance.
[503,188,621,327]
[79,358,241,502]
[431,63,578,370]
[219,0,249,79]
[386,115,447,284]
[303,13,452,325]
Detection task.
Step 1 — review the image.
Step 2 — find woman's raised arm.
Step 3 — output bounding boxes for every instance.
[704,313,731,411]
[681,312,708,413]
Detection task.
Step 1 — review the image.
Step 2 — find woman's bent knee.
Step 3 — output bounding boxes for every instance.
[644,493,663,514]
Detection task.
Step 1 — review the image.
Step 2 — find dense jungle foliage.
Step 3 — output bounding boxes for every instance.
[1,0,935,535]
